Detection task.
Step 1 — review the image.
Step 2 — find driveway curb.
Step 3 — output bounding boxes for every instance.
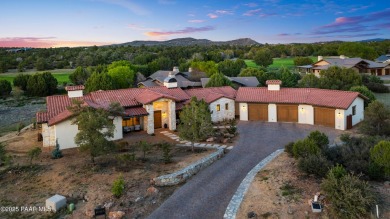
[223,149,284,219]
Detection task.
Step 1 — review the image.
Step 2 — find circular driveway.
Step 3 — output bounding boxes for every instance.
[148,121,344,219]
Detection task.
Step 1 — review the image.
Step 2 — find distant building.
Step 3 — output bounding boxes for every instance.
[200,76,259,88]
[138,67,204,88]
[376,54,390,63]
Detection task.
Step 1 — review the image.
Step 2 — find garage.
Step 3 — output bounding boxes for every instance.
[314,107,335,127]
[248,103,268,121]
[277,104,298,122]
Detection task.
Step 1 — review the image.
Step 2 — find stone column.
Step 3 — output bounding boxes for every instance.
[168,100,176,130]
[144,104,154,134]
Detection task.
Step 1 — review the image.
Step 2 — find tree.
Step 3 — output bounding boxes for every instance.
[26,72,58,96]
[0,79,12,97]
[359,101,390,136]
[217,59,246,77]
[298,74,321,88]
[292,138,320,158]
[307,130,329,151]
[321,168,376,219]
[0,61,7,73]
[370,141,390,177]
[319,66,362,90]
[205,73,233,88]
[253,49,273,67]
[85,72,114,92]
[0,142,12,166]
[107,66,135,89]
[69,101,121,163]
[13,74,31,91]
[293,57,314,66]
[238,68,268,86]
[35,58,47,71]
[178,97,214,152]
[69,66,91,85]
[28,147,42,165]
[190,61,218,77]
[279,67,300,87]
[349,86,376,105]
[338,42,378,60]
[139,141,152,160]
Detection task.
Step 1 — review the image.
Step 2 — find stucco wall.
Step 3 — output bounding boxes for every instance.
[268,104,277,122]
[67,90,83,98]
[153,99,169,128]
[210,98,235,122]
[239,103,248,121]
[298,104,314,125]
[335,109,345,130]
[344,97,365,126]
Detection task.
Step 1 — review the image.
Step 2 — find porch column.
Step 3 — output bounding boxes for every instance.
[145,104,154,134]
[168,100,176,130]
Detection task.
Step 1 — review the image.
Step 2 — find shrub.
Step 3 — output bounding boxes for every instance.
[13,74,31,91]
[328,164,347,179]
[365,82,389,93]
[117,153,136,166]
[359,101,390,136]
[298,153,332,178]
[28,147,42,165]
[226,119,237,135]
[51,139,63,159]
[307,130,329,151]
[370,140,390,177]
[111,174,125,198]
[321,169,376,219]
[368,162,384,181]
[350,86,376,104]
[0,143,13,167]
[26,72,58,96]
[17,122,25,132]
[139,141,152,160]
[284,142,295,157]
[292,138,320,158]
[158,142,173,163]
[0,79,12,97]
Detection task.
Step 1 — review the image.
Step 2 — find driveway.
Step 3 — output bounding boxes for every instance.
[148,122,344,219]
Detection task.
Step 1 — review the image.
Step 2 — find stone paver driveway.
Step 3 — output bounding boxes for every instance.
[148,121,344,219]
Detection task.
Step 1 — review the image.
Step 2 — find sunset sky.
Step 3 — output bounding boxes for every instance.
[0,0,389,48]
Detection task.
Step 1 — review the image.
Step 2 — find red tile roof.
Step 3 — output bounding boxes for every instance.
[125,107,148,117]
[266,80,282,85]
[36,112,48,124]
[236,87,366,109]
[65,85,85,91]
[183,86,236,103]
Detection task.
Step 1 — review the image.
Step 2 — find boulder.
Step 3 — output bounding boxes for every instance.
[206,137,214,142]
[85,209,94,218]
[108,211,125,219]
[146,186,159,197]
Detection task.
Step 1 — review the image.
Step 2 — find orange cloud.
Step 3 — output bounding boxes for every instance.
[144,26,215,37]
[0,37,110,48]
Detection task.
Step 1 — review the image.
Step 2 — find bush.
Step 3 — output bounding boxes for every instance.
[51,140,63,159]
[359,101,390,136]
[298,153,332,178]
[284,142,295,157]
[328,164,347,179]
[0,79,12,97]
[13,74,31,91]
[368,162,384,180]
[28,147,42,165]
[370,140,390,177]
[292,138,320,158]
[139,141,152,160]
[158,142,172,163]
[0,143,13,167]
[26,72,58,96]
[117,153,136,166]
[226,119,237,135]
[307,130,329,151]
[365,82,389,93]
[321,169,376,219]
[111,174,125,198]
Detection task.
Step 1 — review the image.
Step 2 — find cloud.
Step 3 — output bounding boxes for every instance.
[127,23,157,31]
[348,5,369,13]
[243,8,262,16]
[277,33,290,37]
[97,0,149,15]
[0,37,108,48]
[145,26,215,37]
[188,20,206,23]
[208,13,218,19]
[158,0,176,5]
[244,3,258,8]
[215,10,234,15]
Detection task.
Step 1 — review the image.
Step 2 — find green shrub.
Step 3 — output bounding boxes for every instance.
[0,143,13,167]
[370,140,390,177]
[51,139,63,159]
[226,119,237,135]
[0,79,12,97]
[158,142,173,163]
[117,153,136,165]
[284,142,295,157]
[321,169,376,219]
[307,130,329,151]
[17,122,25,132]
[111,174,125,198]
[368,162,384,181]
[139,141,152,160]
[365,82,389,93]
[328,164,347,179]
[298,153,332,178]
[292,138,320,158]
[28,147,42,165]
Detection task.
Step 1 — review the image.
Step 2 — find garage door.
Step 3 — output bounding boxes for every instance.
[154,110,162,129]
[248,103,268,121]
[277,104,298,122]
[314,107,335,127]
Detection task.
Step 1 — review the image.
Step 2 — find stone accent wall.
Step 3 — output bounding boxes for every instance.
[42,123,56,147]
[153,148,224,186]
[144,104,154,134]
[168,100,176,130]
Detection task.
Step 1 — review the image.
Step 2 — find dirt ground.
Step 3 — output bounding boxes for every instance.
[238,152,390,219]
[0,128,217,219]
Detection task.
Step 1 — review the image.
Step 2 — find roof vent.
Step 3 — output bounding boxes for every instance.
[65,85,84,98]
[163,72,178,89]
[266,80,282,91]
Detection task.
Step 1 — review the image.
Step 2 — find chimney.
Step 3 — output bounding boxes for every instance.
[340,55,345,59]
[188,67,192,72]
[65,85,84,98]
[266,80,282,91]
[172,66,179,73]
[318,56,323,61]
[163,72,178,89]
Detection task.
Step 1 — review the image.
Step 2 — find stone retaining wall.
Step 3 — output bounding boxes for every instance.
[153,148,224,186]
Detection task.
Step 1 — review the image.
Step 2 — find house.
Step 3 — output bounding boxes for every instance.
[200,76,259,88]
[138,67,205,88]
[37,80,236,149]
[236,80,367,130]
[297,55,390,76]
[376,54,390,63]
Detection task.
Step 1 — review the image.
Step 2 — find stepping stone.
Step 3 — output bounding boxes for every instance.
[214,144,220,147]
[194,143,200,146]
[220,145,227,149]
[227,146,233,150]
[199,143,206,146]
[179,141,187,143]
[160,131,168,133]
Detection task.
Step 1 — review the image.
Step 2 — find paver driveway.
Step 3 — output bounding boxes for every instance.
[148,121,344,219]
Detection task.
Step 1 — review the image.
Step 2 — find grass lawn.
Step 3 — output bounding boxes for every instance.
[0,69,72,85]
[245,57,317,70]
[374,92,390,107]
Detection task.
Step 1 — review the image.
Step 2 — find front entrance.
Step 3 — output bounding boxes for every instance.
[154,110,162,129]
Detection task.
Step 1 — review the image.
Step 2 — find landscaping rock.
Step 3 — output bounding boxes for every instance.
[85,209,94,218]
[104,202,114,211]
[384,181,390,188]
[247,211,257,218]
[108,210,125,219]
[206,137,214,142]
[146,186,159,196]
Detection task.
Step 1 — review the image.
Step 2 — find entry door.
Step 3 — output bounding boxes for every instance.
[154,110,162,129]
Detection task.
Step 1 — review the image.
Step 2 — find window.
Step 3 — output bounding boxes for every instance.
[225,103,229,110]
[216,104,220,112]
[352,106,356,116]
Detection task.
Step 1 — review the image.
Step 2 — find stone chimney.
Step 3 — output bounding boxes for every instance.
[318,56,323,61]
[163,72,178,89]
[172,66,179,73]
[266,80,282,91]
[65,85,84,98]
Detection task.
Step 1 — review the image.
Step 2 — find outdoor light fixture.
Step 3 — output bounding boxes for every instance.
[301,107,304,112]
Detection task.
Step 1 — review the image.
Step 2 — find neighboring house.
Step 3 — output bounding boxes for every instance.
[376,54,390,63]
[200,76,259,88]
[37,81,236,149]
[138,67,205,88]
[297,55,390,76]
[236,80,367,130]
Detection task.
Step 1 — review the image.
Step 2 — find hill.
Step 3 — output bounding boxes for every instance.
[113,37,260,47]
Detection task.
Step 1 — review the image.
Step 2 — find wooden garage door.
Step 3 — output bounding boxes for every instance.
[277,104,298,122]
[154,110,162,129]
[314,107,335,127]
[248,103,268,121]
